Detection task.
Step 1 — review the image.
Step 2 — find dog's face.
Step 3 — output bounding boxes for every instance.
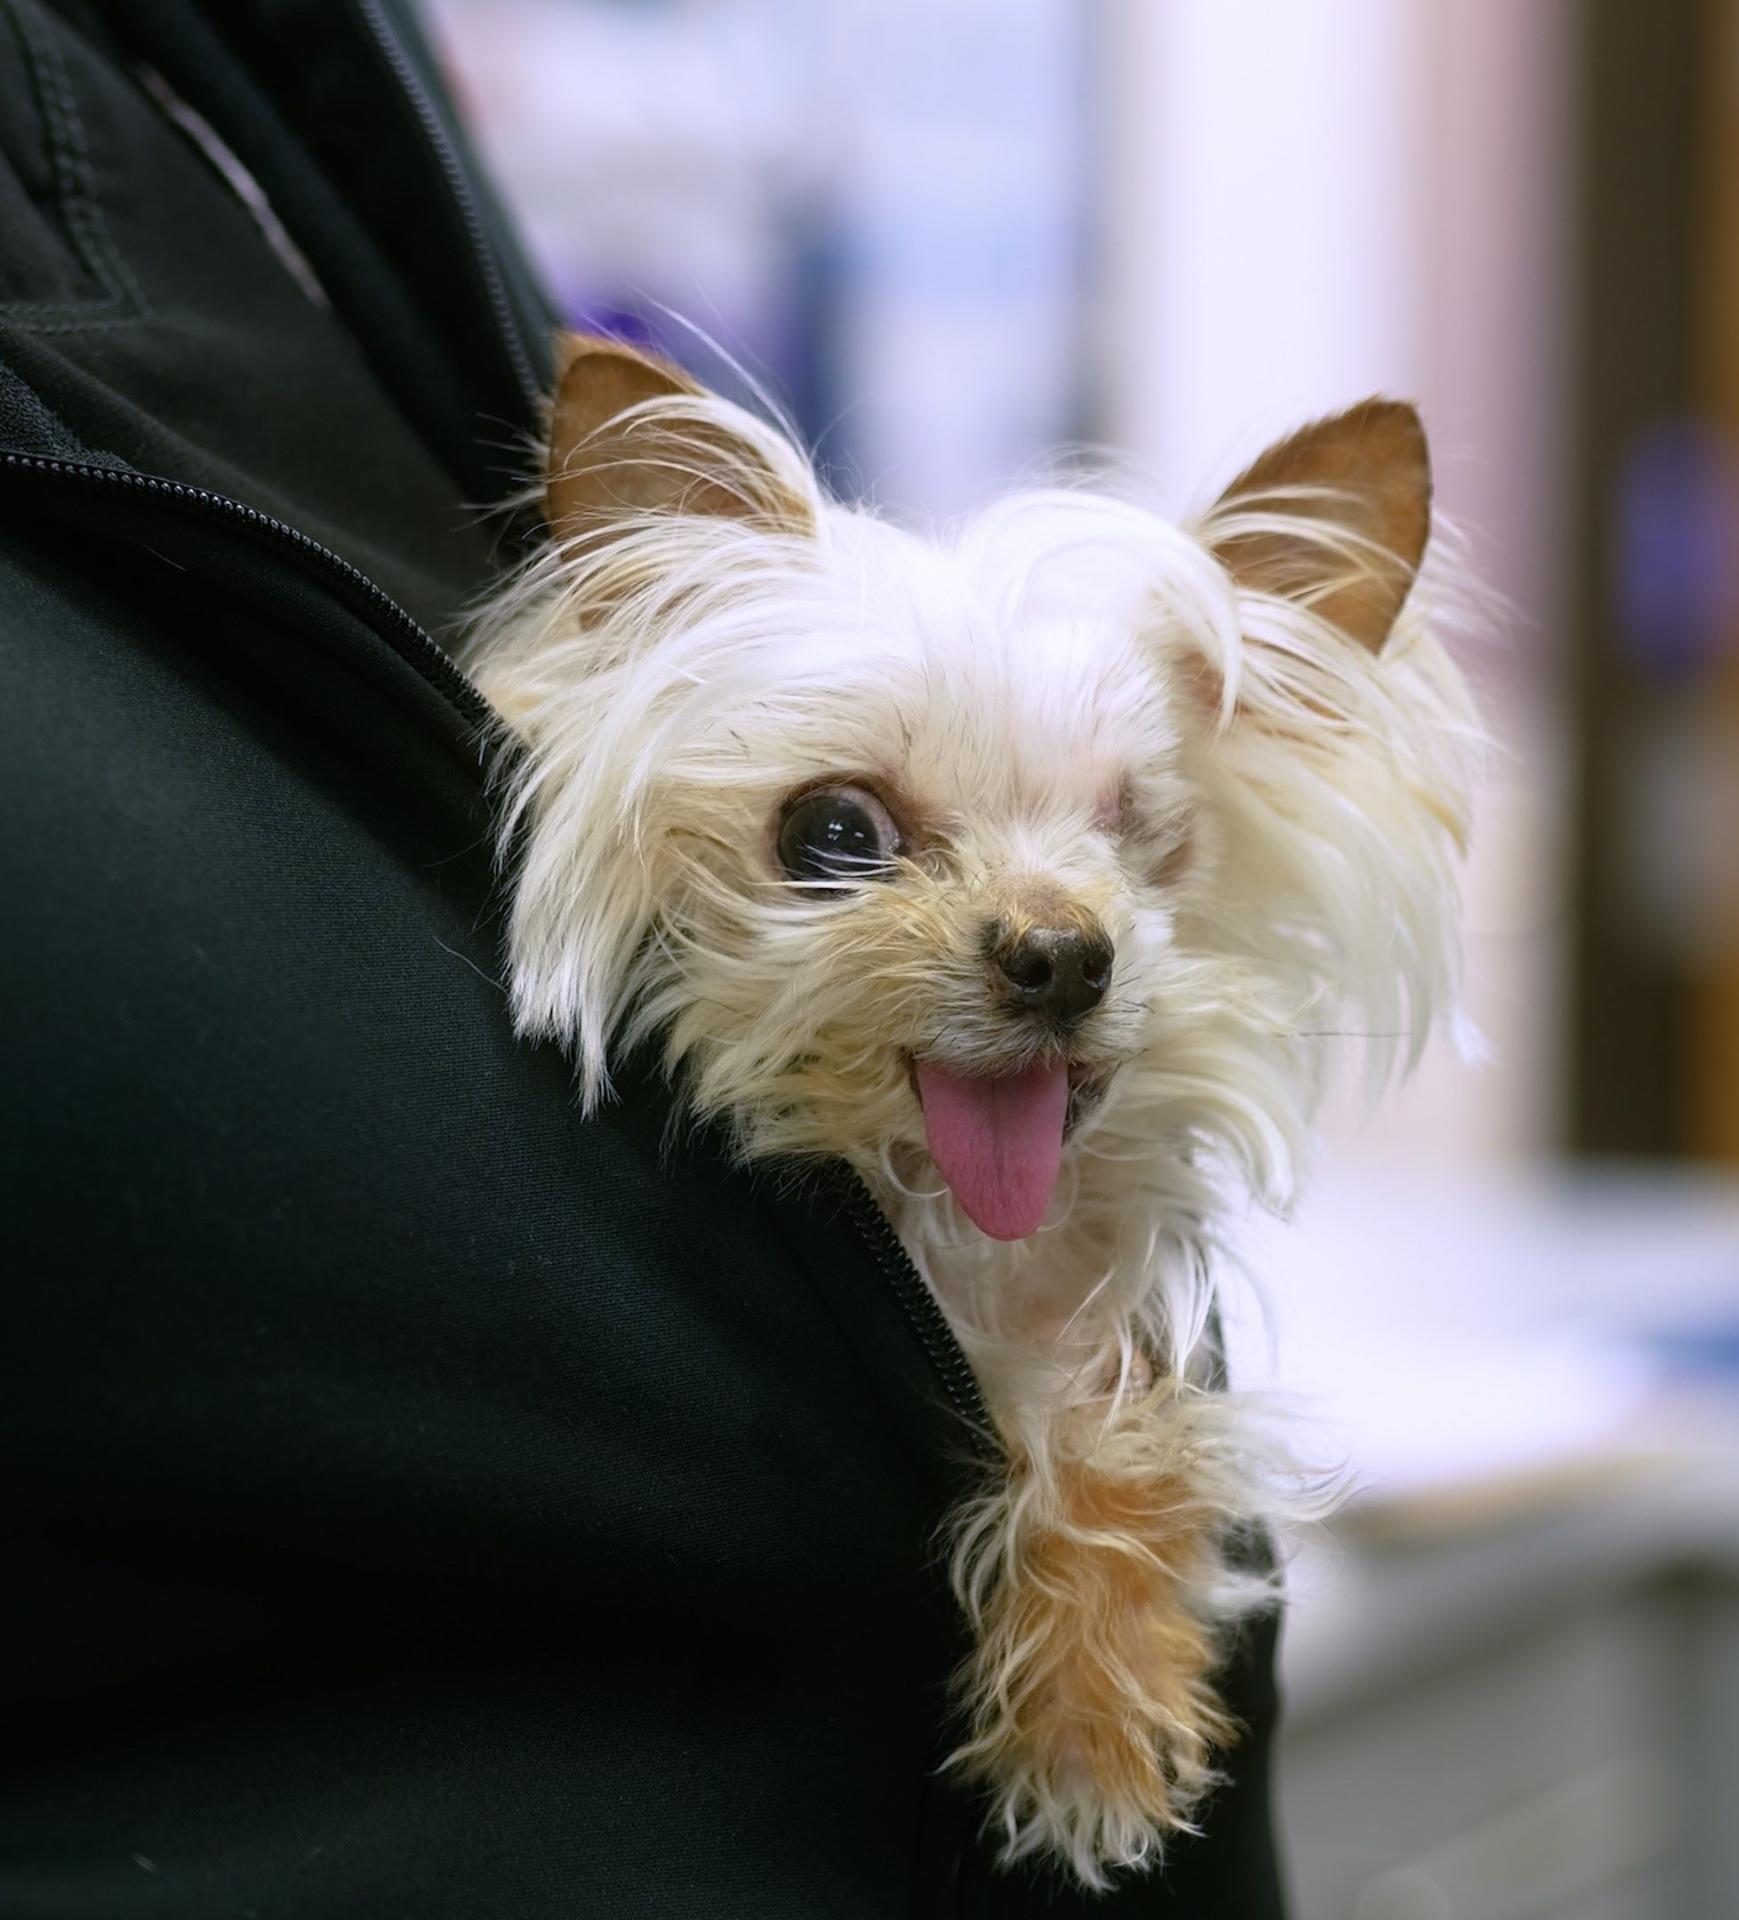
[471,339,1473,1243]
[664,554,1195,1241]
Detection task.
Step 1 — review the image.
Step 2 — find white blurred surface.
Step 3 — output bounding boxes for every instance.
[1250,1165,1739,1920]
[1228,1163,1739,1515]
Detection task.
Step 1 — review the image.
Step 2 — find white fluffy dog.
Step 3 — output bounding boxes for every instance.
[463,336,1478,1888]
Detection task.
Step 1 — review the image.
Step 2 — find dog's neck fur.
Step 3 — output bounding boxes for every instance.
[879,1124,1218,1422]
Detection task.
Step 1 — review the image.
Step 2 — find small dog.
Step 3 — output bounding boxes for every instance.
[463,335,1477,1888]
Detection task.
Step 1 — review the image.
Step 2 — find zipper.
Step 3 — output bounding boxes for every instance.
[836,1173,994,1443]
[351,0,544,425]
[1,453,492,739]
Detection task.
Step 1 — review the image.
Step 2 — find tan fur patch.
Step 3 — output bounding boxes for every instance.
[1020,1466,1229,1807]
[955,1413,1237,1846]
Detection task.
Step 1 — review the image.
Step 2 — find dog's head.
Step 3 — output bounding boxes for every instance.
[469,337,1476,1242]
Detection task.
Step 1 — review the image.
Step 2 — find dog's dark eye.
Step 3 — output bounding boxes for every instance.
[777,784,902,884]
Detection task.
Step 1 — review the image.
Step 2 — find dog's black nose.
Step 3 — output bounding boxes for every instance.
[992,926,1114,1023]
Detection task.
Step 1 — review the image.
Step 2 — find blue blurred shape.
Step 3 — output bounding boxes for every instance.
[1614,417,1739,682]
[1642,1317,1739,1382]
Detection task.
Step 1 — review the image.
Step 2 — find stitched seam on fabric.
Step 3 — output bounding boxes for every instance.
[0,0,148,332]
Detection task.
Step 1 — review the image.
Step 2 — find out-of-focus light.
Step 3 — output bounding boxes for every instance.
[1614,417,1739,683]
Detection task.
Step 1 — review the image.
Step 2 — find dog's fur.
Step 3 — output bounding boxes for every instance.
[462,336,1478,1888]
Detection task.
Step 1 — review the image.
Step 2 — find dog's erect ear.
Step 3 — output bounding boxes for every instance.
[545,333,813,546]
[1203,399,1431,656]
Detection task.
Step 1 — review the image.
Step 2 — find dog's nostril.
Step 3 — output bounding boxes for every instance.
[1000,945,1055,994]
[994,927,1113,1022]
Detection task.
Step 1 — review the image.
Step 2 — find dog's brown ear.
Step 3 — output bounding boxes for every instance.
[545,333,812,545]
[1202,398,1431,656]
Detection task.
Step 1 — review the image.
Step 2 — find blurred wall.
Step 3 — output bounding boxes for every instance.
[425,0,1088,518]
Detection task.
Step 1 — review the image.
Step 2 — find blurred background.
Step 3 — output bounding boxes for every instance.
[425,2,1739,1913]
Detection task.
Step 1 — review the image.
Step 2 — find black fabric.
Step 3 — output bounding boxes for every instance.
[0,3,1287,1912]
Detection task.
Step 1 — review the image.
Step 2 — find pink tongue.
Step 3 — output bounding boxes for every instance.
[913,1059,1071,1242]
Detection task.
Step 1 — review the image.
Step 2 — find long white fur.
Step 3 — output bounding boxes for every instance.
[462,383,1479,1887]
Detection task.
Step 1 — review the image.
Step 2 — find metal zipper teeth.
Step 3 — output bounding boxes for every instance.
[836,1173,994,1442]
[352,0,544,423]
[1,453,493,736]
